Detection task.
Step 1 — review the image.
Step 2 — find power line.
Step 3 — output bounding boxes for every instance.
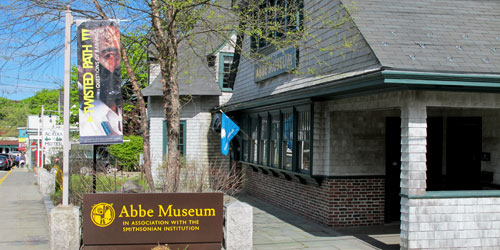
[0,82,60,90]
[0,75,61,85]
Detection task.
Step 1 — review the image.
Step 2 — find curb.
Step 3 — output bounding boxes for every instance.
[43,195,55,216]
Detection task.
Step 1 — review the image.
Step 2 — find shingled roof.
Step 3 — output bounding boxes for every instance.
[142,38,223,97]
[143,1,236,97]
[349,0,500,74]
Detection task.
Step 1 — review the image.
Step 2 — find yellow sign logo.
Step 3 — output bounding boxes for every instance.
[91,203,115,227]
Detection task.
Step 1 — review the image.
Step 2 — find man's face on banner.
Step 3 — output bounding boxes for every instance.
[94,25,120,73]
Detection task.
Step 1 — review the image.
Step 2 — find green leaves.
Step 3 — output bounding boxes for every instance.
[108,135,144,171]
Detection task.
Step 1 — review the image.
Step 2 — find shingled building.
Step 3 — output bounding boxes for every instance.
[223,0,500,249]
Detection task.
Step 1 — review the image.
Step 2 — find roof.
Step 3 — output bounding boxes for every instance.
[143,61,223,96]
[0,140,18,146]
[143,1,236,97]
[349,0,500,74]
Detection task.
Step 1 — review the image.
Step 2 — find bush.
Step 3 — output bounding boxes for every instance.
[108,135,143,171]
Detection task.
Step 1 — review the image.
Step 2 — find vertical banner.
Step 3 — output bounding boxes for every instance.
[18,129,28,151]
[77,20,123,145]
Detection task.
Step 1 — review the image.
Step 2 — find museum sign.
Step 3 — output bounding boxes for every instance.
[83,193,223,250]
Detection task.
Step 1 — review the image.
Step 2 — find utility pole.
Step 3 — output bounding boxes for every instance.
[37,117,40,168]
[41,105,44,169]
[62,6,73,206]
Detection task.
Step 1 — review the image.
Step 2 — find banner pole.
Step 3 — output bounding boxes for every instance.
[62,6,73,206]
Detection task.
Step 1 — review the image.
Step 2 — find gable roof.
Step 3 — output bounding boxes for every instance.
[143,1,236,97]
[349,0,500,74]
[142,39,223,96]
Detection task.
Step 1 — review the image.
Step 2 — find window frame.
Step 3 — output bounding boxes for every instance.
[258,112,270,166]
[238,103,313,175]
[218,52,234,92]
[250,114,259,163]
[240,115,250,162]
[295,105,312,174]
[269,110,281,168]
[163,120,187,157]
[250,0,304,53]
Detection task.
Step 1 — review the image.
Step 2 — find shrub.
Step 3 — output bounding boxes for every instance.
[108,135,143,171]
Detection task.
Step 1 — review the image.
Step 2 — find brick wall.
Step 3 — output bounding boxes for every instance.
[245,167,385,227]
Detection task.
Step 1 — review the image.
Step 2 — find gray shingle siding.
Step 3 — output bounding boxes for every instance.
[228,0,381,106]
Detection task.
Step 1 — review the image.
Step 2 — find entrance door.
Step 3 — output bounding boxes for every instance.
[446,117,482,190]
[385,117,401,223]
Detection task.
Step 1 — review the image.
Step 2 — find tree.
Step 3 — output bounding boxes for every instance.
[120,33,149,136]
[0,0,357,192]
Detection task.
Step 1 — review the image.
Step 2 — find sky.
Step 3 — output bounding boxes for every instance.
[0,3,72,101]
[0,57,66,101]
[0,1,108,101]
[0,1,146,101]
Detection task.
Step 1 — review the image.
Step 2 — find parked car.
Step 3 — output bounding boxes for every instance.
[0,154,13,168]
[0,155,11,170]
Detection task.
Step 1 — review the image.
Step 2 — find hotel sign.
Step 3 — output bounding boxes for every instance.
[83,193,223,250]
[254,47,296,82]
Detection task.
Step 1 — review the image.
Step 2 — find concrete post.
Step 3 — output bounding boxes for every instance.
[49,205,80,250]
[224,201,253,250]
[39,168,55,196]
[400,99,427,250]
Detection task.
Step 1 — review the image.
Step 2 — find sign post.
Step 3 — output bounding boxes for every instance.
[62,6,73,206]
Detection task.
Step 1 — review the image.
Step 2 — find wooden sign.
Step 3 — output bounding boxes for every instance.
[254,47,297,82]
[83,193,223,249]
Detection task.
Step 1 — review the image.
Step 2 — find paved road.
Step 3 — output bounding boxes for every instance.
[0,168,50,250]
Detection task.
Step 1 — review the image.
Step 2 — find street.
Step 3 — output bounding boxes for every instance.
[0,168,50,250]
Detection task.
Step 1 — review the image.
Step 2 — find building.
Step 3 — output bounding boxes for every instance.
[0,140,18,154]
[143,30,236,185]
[223,0,500,249]
[25,115,60,168]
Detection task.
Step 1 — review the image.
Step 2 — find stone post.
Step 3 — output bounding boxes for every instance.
[224,201,252,250]
[39,168,56,196]
[49,205,80,250]
[400,99,427,250]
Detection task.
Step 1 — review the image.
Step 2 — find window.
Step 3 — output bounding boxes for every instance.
[241,116,249,162]
[250,115,259,163]
[218,52,234,91]
[297,108,310,172]
[239,104,312,174]
[259,113,269,165]
[163,120,186,157]
[282,111,293,170]
[270,112,280,167]
[250,0,303,51]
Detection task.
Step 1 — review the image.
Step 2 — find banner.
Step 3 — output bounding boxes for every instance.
[77,20,123,145]
[18,128,27,143]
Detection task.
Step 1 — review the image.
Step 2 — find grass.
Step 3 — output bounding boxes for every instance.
[51,172,148,206]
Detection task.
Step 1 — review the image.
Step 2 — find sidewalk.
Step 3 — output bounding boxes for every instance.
[236,195,400,250]
[0,168,50,250]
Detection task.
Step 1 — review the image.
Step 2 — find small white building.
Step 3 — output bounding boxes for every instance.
[143,32,236,185]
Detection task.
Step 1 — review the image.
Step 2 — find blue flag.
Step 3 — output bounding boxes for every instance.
[221,112,240,156]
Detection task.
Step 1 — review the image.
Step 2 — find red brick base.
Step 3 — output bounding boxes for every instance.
[245,167,385,227]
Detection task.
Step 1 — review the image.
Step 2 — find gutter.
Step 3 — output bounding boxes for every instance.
[220,69,500,112]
